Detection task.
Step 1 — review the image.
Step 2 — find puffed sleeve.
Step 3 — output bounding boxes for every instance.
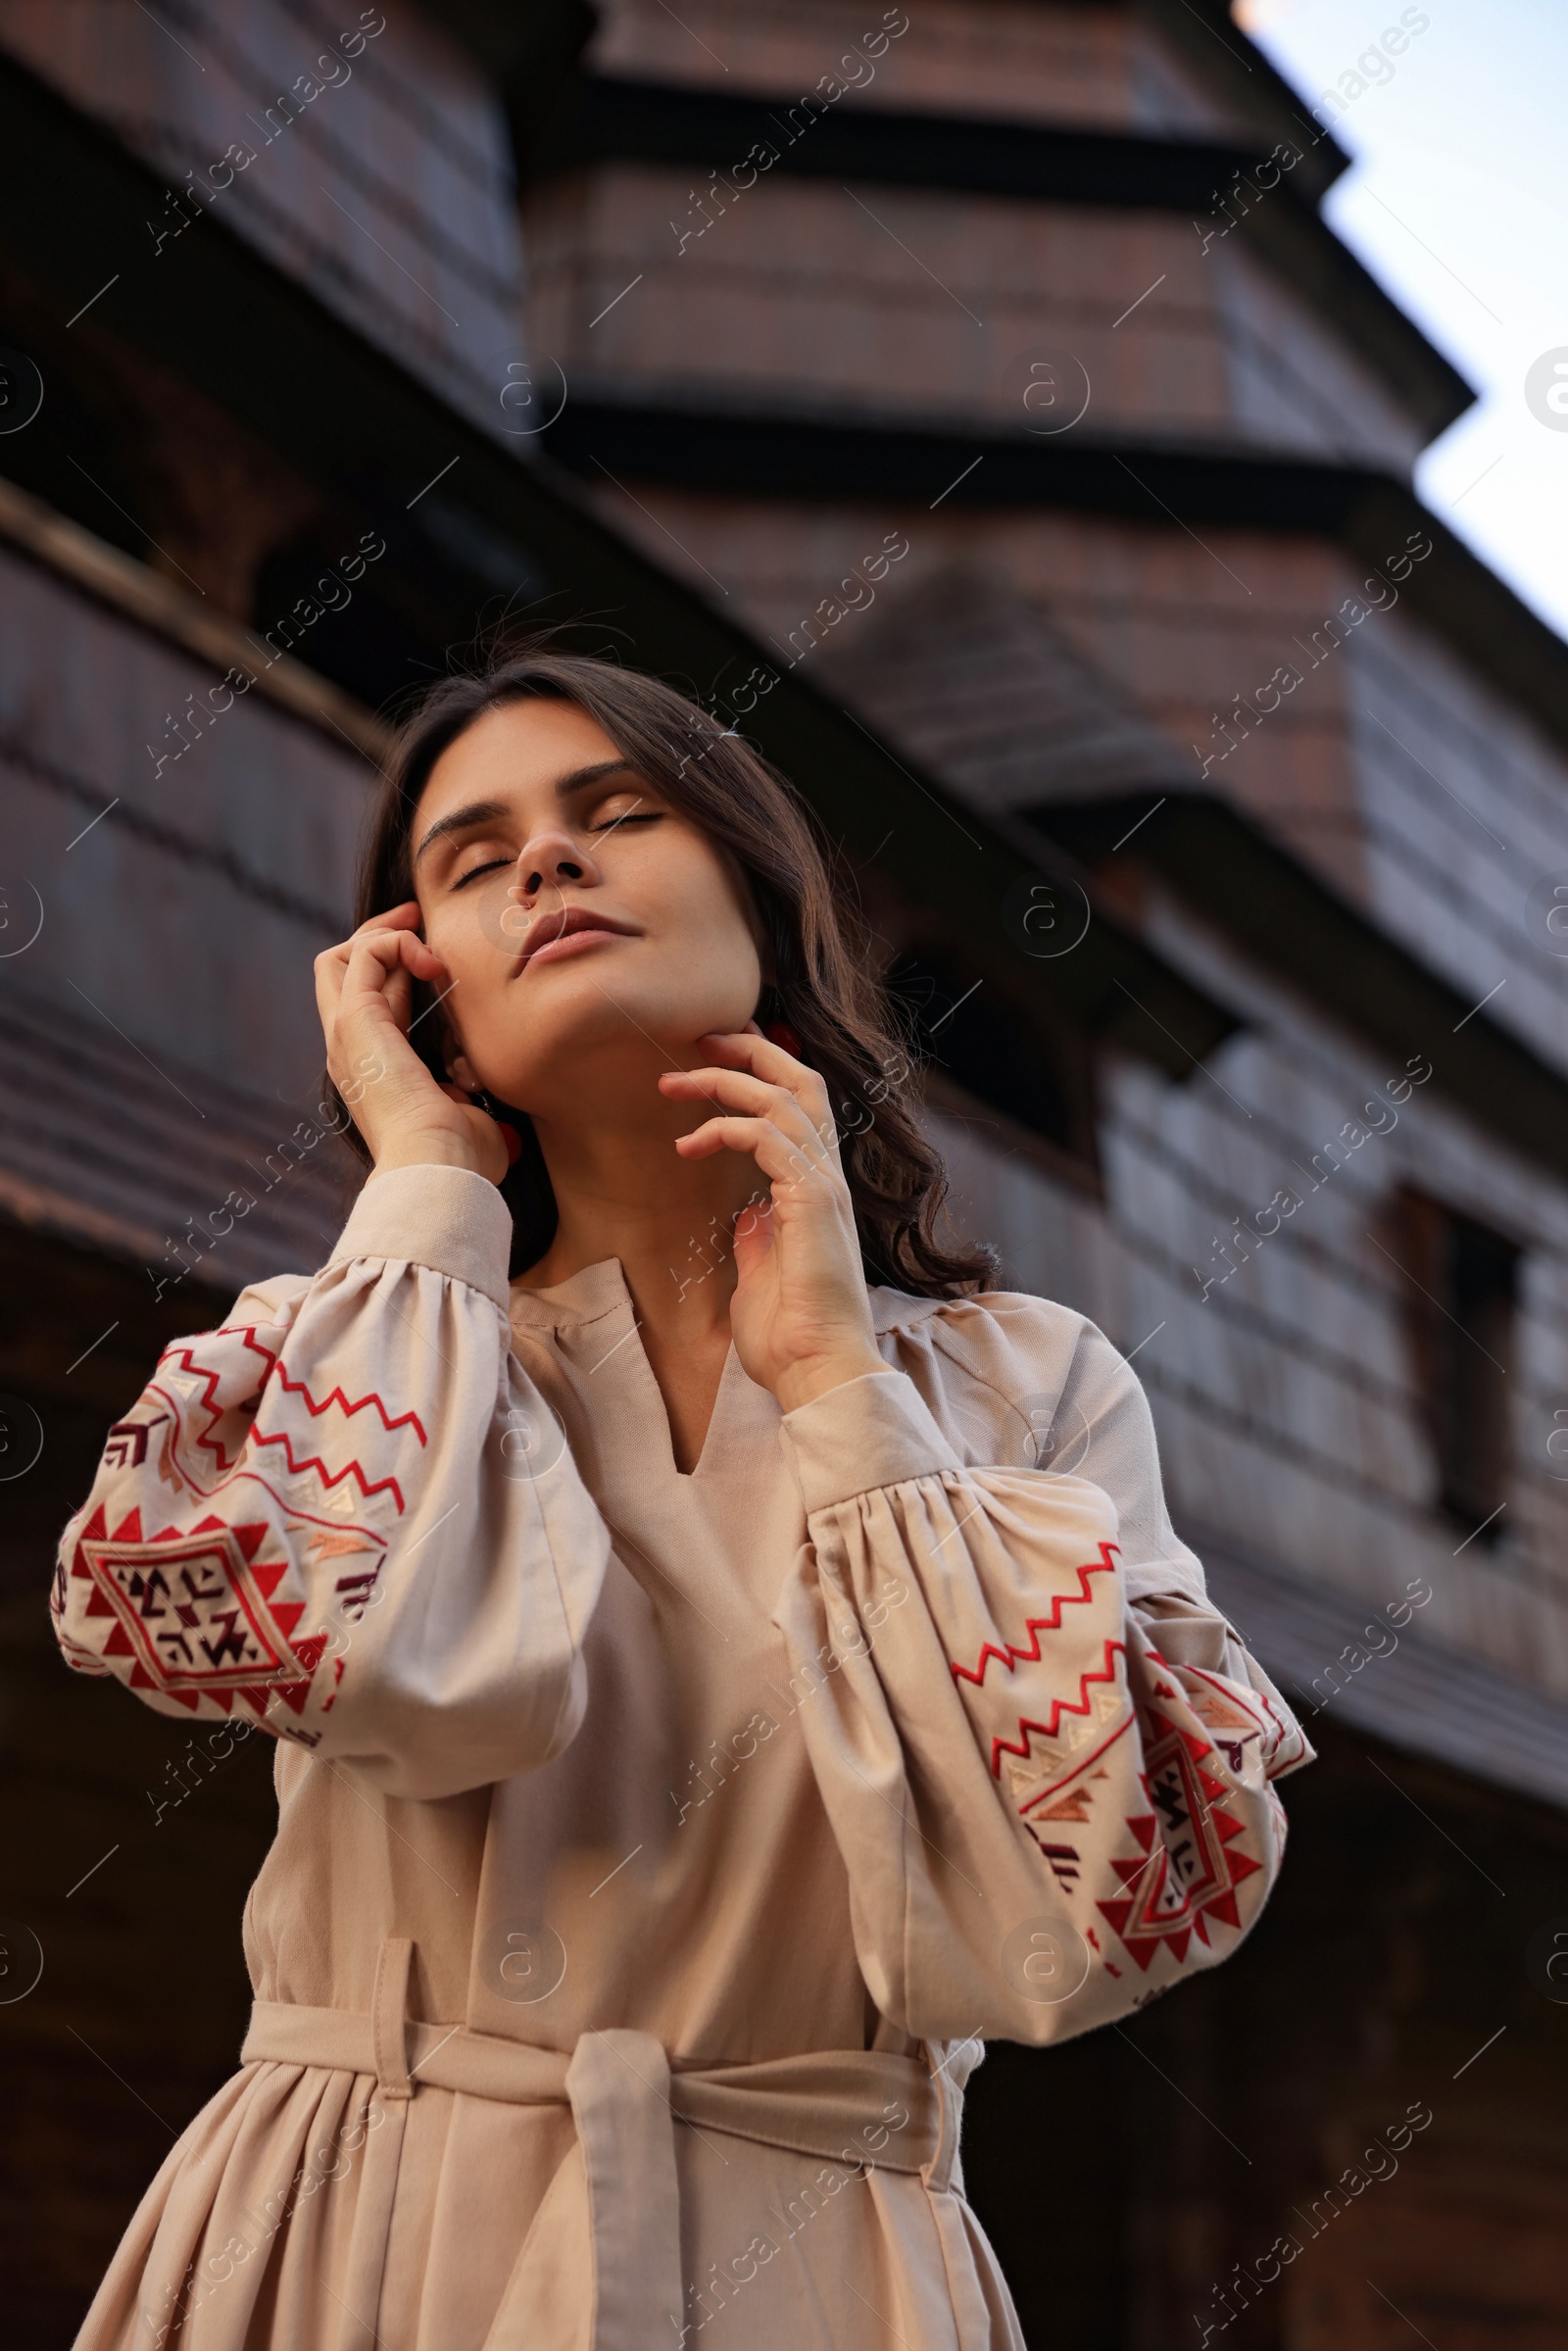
[770,1303,1312,2046]
[50,1165,612,1801]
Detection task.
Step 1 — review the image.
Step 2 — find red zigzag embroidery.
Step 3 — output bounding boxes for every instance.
[158,1343,244,1477]
[245,1428,408,1513]
[949,1541,1119,1689]
[237,1330,427,1443]
[156,1343,411,1512]
[944,1543,1126,1779]
[986,1638,1127,1780]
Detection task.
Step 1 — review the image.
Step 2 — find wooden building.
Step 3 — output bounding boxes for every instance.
[0,2,1564,2343]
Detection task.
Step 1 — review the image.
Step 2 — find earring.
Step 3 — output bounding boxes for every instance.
[476,1089,524,1169]
[756,984,803,1059]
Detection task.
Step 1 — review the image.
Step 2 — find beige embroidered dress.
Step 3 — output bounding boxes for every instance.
[53,1165,1311,2351]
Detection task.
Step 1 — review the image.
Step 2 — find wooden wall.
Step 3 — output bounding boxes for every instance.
[525,175,1422,468]
[0,0,526,431]
[590,0,1228,134]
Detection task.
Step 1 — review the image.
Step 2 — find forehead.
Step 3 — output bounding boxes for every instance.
[416,698,627,822]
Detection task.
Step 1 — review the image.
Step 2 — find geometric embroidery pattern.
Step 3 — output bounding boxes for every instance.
[70,1504,326,1719]
[1179,1658,1305,1778]
[1095,1695,1262,1970]
[1032,1769,1108,1824]
[1181,1679,1264,1778]
[1027,1833,1083,1887]
[105,1414,169,1469]
[50,1301,426,1745]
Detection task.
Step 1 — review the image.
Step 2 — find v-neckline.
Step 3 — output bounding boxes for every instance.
[510,1255,738,1483]
[660,1332,739,1482]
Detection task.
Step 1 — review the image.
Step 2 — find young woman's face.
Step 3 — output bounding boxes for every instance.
[412,698,764,1111]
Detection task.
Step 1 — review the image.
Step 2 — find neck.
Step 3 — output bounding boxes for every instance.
[520,1089,760,1344]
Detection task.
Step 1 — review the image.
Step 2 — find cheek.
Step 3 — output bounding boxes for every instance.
[421,902,466,965]
[691,856,761,973]
[685,875,762,994]
[418,901,517,1051]
[644,838,761,991]
[422,891,508,979]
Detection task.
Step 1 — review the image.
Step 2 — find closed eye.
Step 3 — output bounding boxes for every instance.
[451,856,514,891]
[592,809,662,835]
[448,804,662,885]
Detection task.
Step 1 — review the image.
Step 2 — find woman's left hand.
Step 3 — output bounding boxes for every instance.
[658,1029,890,1413]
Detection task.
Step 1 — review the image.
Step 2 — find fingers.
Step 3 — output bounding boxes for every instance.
[340,926,446,1002]
[315,902,424,988]
[674,1112,836,1193]
[316,906,436,997]
[697,1027,802,1073]
[695,1028,833,1116]
[660,1061,836,1156]
[317,920,449,1056]
[343,923,446,993]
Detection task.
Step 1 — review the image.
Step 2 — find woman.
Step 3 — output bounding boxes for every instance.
[54,650,1311,2350]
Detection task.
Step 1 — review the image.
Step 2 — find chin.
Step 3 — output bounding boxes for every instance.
[477,989,734,1105]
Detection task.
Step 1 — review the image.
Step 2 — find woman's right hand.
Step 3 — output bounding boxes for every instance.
[316,902,509,1182]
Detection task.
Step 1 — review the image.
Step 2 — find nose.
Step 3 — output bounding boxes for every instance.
[511,822,603,903]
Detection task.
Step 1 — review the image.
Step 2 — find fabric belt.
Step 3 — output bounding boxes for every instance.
[242,1936,968,2351]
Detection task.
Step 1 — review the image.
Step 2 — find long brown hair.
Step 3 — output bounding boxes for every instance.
[334,648,995,1296]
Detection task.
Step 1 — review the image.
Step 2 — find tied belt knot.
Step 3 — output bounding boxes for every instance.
[241,1936,980,2351]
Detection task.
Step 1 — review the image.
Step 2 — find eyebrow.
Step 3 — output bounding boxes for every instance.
[412,760,641,866]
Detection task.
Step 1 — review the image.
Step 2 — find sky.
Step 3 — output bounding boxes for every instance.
[1233,0,1568,643]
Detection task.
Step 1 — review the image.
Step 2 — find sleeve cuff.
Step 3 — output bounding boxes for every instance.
[327,1164,514,1310]
[779,1369,962,1515]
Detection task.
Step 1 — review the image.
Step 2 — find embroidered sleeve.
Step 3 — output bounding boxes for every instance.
[51,1166,612,1800]
[772,1369,1311,2045]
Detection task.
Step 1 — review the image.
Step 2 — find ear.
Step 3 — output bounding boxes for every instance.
[435,995,478,1094]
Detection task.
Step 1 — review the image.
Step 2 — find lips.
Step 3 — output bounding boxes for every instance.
[515,904,637,967]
